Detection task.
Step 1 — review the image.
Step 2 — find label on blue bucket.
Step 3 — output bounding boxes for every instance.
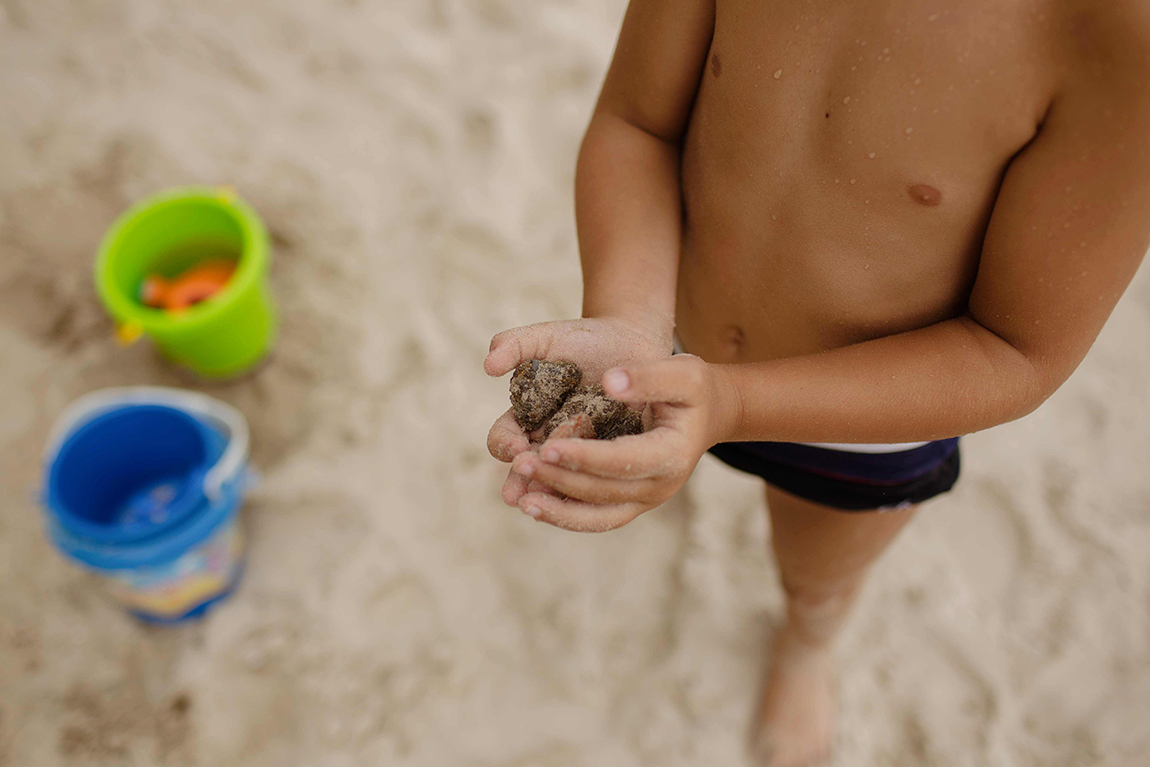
[105,517,244,619]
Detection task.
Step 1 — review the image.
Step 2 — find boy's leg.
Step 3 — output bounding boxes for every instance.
[751,484,918,767]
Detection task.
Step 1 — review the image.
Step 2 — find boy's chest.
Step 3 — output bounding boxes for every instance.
[678,0,1066,352]
[699,0,1056,198]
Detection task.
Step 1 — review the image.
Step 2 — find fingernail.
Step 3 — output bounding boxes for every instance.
[542,449,560,464]
[516,461,534,478]
[605,369,629,394]
[524,505,542,519]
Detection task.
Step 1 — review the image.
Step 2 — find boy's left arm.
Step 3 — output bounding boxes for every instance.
[513,11,1150,532]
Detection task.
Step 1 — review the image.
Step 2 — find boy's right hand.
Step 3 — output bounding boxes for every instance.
[484,317,671,505]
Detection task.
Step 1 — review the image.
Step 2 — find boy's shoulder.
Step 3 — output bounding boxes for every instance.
[1056,1,1150,65]
[1039,0,1150,115]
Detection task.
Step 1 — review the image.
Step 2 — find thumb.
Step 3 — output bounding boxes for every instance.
[484,322,557,377]
[601,354,710,406]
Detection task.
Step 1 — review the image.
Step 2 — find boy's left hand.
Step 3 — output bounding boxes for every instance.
[508,354,741,532]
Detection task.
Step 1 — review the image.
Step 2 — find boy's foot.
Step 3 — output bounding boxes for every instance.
[749,625,836,767]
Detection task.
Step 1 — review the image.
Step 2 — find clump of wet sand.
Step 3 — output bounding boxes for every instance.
[509,360,644,442]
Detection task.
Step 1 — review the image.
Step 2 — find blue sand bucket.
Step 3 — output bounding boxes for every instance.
[42,387,251,622]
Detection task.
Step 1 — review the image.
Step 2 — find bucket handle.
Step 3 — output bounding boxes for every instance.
[44,387,250,503]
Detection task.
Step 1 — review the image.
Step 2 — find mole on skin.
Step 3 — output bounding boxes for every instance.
[711,52,722,77]
[908,183,942,206]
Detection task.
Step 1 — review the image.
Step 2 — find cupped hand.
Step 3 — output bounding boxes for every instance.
[485,317,671,505]
[506,354,742,533]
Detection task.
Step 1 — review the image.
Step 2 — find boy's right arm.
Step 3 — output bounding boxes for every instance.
[576,0,717,345]
[486,0,715,473]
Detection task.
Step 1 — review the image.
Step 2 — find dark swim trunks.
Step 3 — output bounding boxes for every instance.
[671,337,961,511]
[708,438,961,511]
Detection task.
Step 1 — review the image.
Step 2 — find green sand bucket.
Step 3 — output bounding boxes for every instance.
[95,187,276,379]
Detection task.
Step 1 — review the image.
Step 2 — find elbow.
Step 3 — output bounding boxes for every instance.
[584,107,683,151]
[958,314,1062,423]
[1008,351,1083,421]
[1006,359,1053,421]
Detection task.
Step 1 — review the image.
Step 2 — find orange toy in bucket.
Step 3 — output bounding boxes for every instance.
[139,259,237,312]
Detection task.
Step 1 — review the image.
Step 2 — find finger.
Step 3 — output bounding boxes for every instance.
[526,479,562,496]
[512,451,658,505]
[546,413,596,441]
[487,409,530,463]
[517,492,643,533]
[538,429,686,480]
[484,323,557,377]
[602,354,709,406]
[502,468,562,507]
[502,468,531,506]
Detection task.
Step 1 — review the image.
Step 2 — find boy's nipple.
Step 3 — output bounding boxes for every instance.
[908,184,943,207]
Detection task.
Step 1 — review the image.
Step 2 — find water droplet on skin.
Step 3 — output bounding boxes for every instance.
[868,152,876,158]
[843,96,851,104]
[774,68,783,79]
[914,77,922,85]
[860,41,867,47]
[850,179,856,184]
[795,24,800,30]
[864,199,870,204]
[851,65,857,71]
[772,214,777,221]
[835,178,841,184]
[905,127,914,135]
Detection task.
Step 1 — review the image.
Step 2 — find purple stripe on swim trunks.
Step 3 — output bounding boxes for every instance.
[721,438,960,485]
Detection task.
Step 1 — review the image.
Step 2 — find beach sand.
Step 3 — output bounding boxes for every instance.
[1,1,1148,765]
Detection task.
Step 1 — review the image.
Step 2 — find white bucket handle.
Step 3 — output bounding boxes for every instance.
[43,386,250,503]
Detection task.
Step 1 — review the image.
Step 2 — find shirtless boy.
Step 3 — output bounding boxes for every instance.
[485,1,1150,764]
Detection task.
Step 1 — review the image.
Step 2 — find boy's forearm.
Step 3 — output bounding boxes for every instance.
[576,110,683,345]
[716,315,1053,445]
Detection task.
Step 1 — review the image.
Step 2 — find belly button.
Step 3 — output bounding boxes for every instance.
[726,326,745,355]
[908,184,942,206]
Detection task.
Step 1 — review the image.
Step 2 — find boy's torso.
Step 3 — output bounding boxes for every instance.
[675,0,1062,363]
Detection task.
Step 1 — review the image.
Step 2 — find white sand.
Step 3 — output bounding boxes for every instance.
[1,1,1148,765]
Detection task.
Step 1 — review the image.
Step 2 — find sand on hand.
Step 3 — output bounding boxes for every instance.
[509,359,644,443]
